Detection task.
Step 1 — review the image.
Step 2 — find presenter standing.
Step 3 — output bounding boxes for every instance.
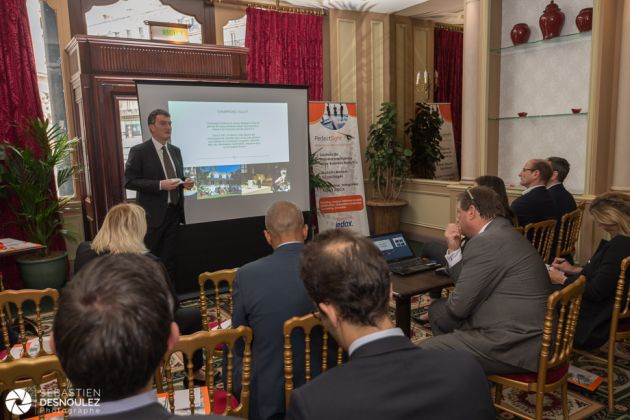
[124,109,194,283]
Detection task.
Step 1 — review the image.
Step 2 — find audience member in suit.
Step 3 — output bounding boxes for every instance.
[510,159,558,227]
[421,186,551,374]
[124,108,194,281]
[286,229,495,420]
[547,156,578,262]
[53,254,228,420]
[549,192,630,349]
[229,201,319,420]
[74,203,204,382]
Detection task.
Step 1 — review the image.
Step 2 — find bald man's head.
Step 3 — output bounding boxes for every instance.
[264,201,307,248]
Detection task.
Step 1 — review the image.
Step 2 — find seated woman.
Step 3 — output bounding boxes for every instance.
[74,203,205,382]
[475,175,517,226]
[549,192,630,349]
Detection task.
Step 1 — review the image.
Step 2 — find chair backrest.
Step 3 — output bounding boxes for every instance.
[0,288,59,361]
[283,313,344,409]
[537,276,586,384]
[523,219,557,262]
[198,269,238,331]
[555,203,586,259]
[0,354,69,419]
[610,257,630,340]
[162,326,252,417]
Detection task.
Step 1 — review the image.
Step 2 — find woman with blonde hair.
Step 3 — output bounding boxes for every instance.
[74,203,205,382]
[549,192,630,349]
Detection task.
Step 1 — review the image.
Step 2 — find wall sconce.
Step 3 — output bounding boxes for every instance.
[415,69,439,102]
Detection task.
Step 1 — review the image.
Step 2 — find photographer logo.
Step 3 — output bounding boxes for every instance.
[5,388,32,415]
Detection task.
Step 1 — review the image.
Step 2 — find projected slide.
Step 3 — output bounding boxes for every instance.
[171,101,291,200]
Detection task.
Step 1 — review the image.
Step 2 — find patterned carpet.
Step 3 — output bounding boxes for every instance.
[13,294,630,419]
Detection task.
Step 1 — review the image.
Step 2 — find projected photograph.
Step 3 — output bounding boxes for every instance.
[239,163,290,195]
[183,167,198,197]
[195,165,243,199]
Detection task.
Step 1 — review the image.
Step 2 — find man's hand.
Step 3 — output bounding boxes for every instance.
[183,178,195,190]
[549,267,567,285]
[160,179,181,191]
[444,223,462,252]
[551,257,579,274]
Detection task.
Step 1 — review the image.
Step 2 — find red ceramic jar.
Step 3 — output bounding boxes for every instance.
[511,23,531,45]
[539,0,565,40]
[575,7,593,32]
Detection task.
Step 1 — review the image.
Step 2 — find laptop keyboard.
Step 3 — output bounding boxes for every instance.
[390,257,425,271]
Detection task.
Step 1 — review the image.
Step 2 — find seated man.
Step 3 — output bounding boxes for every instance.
[231,201,319,420]
[511,158,558,227]
[422,186,551,374]
[286,229,494,420]
[53,254,225,419]
[547,156,578,261]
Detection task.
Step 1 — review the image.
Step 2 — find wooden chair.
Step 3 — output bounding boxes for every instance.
[0,288,59,361]
[283,313,344,409]
[574,256,630,412]
[490,276,586,420]
[199,269,238,331]
[523,219,557,263]
[0,354,69,419]
[555,203,586,260]
[161,326,252,417]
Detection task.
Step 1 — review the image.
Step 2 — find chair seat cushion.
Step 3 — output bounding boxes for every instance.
[212,390,239,414]
[499,363,569,384]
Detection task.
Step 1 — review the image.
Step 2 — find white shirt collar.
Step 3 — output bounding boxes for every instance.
[546,181,561,189]
[479,219,493,233]
[522,184,546,195]
[151,137,168,153]
[348,327,405,356]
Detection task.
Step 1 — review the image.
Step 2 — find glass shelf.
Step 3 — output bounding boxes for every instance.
[490,31,592,54]
[489,112,588,121]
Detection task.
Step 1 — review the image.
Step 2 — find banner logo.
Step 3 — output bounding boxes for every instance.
[5,388,32,415]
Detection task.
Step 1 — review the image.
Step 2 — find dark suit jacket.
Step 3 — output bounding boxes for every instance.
[548,183,577,217]
[511,185,558,227]
[124,140,185,228]
[71,402,226,420]
[443,217,551,372]
[286,335,495,420]
[231,242,320,420]
[565,235,630,349]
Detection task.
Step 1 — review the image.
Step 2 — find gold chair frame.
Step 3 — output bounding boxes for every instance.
[574,256,630,412]
[490,276,586,420]
[0,354,69,420]
[198,269,238,331]
[283,313,343,409]
[162,326,252,417]
[555,203,585,260]
[523,219,557,263]
[0,288,59,361]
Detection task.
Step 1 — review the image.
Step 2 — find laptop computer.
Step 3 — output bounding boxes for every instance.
[369,232,441,276]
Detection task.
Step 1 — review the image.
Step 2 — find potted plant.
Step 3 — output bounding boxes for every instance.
[308,148,335,235]
[2,118,78,289]
[365,102,412,234]
[405,102,444,179]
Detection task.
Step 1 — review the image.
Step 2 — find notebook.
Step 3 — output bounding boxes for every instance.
[369,232,441,276]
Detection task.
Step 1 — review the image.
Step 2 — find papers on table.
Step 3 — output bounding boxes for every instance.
[567,364,603,391]
[157,387,211,415]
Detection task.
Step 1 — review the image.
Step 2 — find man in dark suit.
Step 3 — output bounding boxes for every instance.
[52,254,227,419]
[422,186,551,374]
[230,201,316,420]
[510,158,558,227]
[124,109,194,281]
[286,229,494,420]
[547,157,578,261]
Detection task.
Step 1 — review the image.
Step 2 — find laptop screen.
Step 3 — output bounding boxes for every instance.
[370,232,414,262]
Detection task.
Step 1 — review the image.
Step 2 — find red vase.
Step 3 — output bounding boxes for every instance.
[539,0,565,40]
[575,7,593,32]
[510,23,531,45]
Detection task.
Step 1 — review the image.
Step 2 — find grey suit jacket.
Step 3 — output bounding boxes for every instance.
[445,217,551,371]
[71,402,227,419]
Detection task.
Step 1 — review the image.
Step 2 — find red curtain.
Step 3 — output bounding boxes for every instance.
[434,28,463,174]
[245,7,323,101]
[0,0,45,288]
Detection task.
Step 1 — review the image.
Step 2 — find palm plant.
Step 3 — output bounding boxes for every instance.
[2,118,79,255]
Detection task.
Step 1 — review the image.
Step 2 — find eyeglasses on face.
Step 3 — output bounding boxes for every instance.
[521,168,535,172]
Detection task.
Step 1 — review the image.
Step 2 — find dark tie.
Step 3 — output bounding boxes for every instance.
[162,146,179,205]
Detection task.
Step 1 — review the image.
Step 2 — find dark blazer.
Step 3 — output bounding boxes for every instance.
[124,140,185,228]
[548,183,577,217]
[286,335,495,420]
[565,235,630,349]
[511,185,558,227]
[71,402,226,420]
[231,242,320,420]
